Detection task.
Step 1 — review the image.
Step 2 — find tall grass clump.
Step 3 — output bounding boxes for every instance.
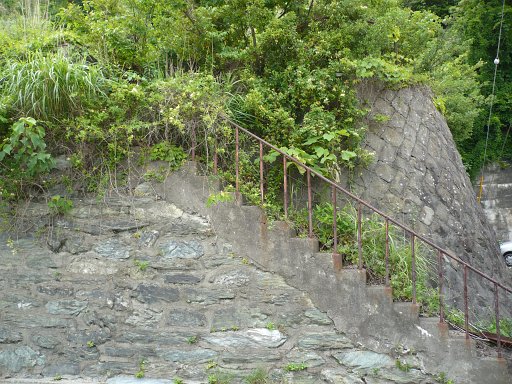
[290,202,438,312]
[2,52,107,121]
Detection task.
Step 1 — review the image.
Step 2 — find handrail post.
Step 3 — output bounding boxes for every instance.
[464,265,469,340]
[307,169,313,238]
[411,234,416,305]
[357,203,362,269]
[438,249,444,323]
[235,125,240,200]
[191,126,196,161]
[332,186,341,269]
[494,283,502,358]
[259,141,264,203]
[283,157,288,218]
[385,218,389,287]
[213,140,218,175]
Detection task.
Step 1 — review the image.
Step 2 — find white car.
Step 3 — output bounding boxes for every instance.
[500,241,512,267]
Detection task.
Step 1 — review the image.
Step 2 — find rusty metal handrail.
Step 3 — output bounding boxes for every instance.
[213,116,511,357]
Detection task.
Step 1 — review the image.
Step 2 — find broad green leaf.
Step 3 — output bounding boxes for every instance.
[341,151,357,161]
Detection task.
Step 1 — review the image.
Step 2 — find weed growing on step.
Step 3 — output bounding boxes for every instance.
[86,340,95,348]
[436,372,455,384]
[284,362,307,372]
[244,368,268,384]
[289,202,438,312]
[206,360,218,370]
[53,374,62,381]
[266,322,275,331]
[133,259,149,272]
[395,359,412,372]
[135,359,146,378]
[207,369,233,384]
[206,191,234,207]
[173,378,184,384]
[47,195,73,216]
[187,335,198,344]
[53,271,62,281]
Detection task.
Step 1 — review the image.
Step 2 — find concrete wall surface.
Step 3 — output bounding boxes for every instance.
[158,163,511,384]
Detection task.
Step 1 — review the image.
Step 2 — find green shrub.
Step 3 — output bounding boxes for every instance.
[47,195,73,216]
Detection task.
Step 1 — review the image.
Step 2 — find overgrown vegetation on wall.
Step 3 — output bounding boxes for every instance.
[2,0,509,200]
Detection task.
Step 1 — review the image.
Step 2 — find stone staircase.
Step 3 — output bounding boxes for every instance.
[0,161,509,383]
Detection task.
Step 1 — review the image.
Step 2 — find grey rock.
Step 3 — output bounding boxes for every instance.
[221,349,281,365]
[107,376,174,384]
[42,362,80,376]
[0,328,23,343]
[304,309,333,325]
[159,240,204,259]
[205,329,286,348]
[37,285,75,297]
[138,230,160,247]
[164,274,202,284]
[46,300,88,316]
[103,346,156,358]
[101,220,148,233]
[67,256,119,275]
[322,367,365,383]
[158,348,217,363]
[32,335,60,349]
[135,284,180,303]
[183,288,235,304]
[118,331,187,345]
[286,349,325,368]
[212,270,250,286]
[94,238,131,259]
[297,332,353,350]
[126,304,163,327]
[167,309,206,327]
[333,350,395,371]
[0,346,45,374]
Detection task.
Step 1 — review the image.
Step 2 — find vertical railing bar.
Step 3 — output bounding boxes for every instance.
[357,203,362,269]
[235,126,239,199]
[283,156,288,218]
[213,140,218,175]
[464,265,469,340]
[259,141,264,204]
[385,218,389,287]
[307,169,313,238]
[411,234,416,305]
[332,186,339,265]
[191,126,196,161]
[494,283,502,358]
[438,249,444,323]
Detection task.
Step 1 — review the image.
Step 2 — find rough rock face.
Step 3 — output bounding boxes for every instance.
[478,163,512,242]
[0,194,440,383]
[351,82,510,309]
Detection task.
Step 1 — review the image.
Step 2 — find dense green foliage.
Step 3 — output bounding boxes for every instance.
[409,0,512,177]
[1,0,499,200]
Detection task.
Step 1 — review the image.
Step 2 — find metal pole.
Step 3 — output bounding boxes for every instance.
[283,156,288,218]
[411,234,416,305]
[213,142,218,175]
[385,218,389,287]
[259,141,264,203]
[438,250,444,323]
[235,126,239,198]
[494,283,502,358]
[464,265,469,340]
[307,169,313,238]
[357,203,362,269]
[332,186,339,265]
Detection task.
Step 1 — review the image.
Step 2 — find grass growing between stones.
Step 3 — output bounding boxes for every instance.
[283,362,307,372]
[244,368,269,384]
